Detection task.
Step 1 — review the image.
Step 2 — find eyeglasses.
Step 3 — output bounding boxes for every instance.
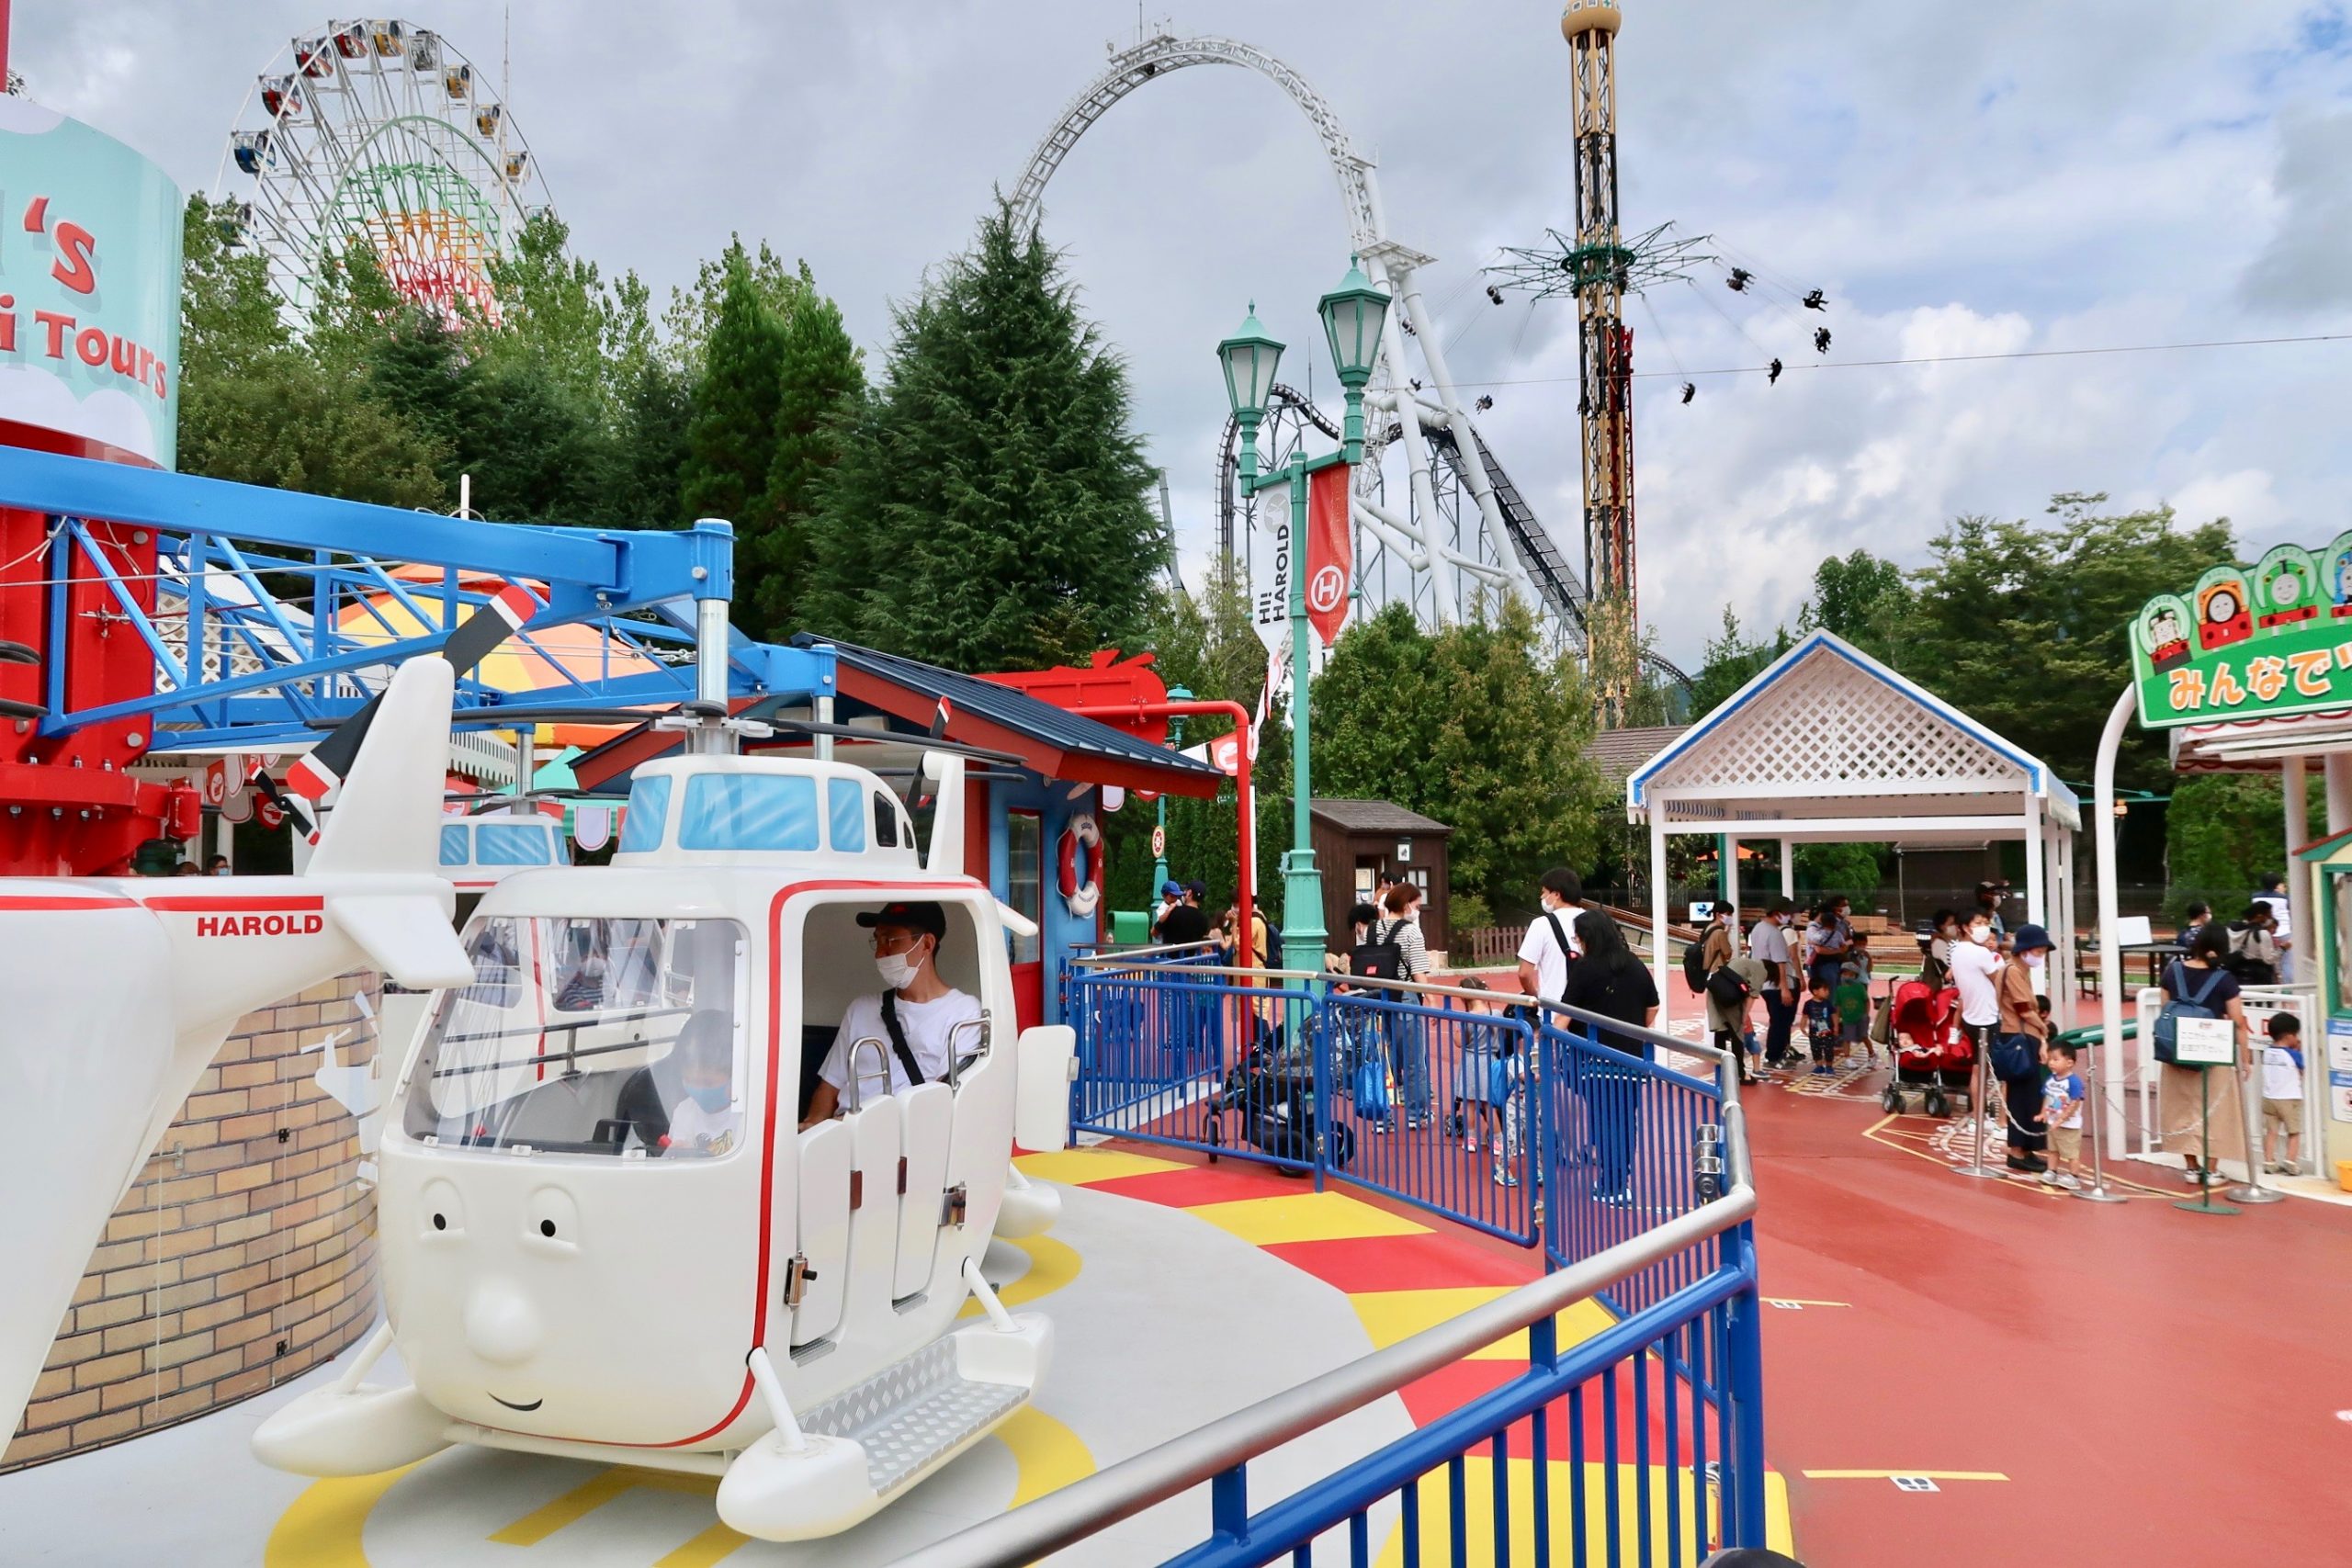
[869,931,922,956]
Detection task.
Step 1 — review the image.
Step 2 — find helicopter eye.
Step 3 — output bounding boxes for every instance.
[525,1187,579,1254]
[421,1179,464,1240]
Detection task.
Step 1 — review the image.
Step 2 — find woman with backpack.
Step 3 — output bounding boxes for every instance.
[2224,903,2279,986]
[1374,883,1433,1130]
[2159,924,2254,1188]
[1563,909,1661,1203]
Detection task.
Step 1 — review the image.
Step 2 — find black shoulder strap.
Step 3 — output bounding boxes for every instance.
[879,990,930,1087]
[1542,912,1574,999]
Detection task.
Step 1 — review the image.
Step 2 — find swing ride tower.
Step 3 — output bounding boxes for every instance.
[1564,0,1636,618]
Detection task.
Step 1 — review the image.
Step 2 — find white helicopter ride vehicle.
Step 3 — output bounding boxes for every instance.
[251,694,1079,1541]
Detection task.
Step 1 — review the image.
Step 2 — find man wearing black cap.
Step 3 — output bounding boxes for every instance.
[799,901,983,1130]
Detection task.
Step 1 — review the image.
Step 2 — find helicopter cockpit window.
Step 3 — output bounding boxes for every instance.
[828,778,866,852]
[618,776,670,853]
[439,825,469,866]
[401,916,746,1159]
[476,821,557,865]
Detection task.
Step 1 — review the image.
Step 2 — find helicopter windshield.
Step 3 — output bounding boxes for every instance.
[401,916,747,1158]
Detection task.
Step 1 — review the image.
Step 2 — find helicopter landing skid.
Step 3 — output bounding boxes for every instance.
[718,1313,1052,1541]
[250,1325,453,1477]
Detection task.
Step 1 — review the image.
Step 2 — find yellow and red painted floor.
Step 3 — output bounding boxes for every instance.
[11,1060,2351,1565]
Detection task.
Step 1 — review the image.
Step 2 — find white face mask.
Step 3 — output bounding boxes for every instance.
[876,949,922,989]
[1968,925,1992,945]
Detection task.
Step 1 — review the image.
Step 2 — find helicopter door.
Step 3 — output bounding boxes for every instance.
[842,1093,905,1333]
[891,1082,955,1299]
[790,1121,853,1347]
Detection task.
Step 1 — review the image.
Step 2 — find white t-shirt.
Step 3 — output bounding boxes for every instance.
[663,1094,741,1155]
[1516,907,1580,1003]
[2261,1042,2304,1102]
[819,987,984,1103]
[1950,938,2001,1026]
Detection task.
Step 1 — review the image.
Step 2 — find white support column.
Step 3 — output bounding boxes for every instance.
[1780,840,1795,899]
[2022,789,2047,931]
[2284,755,2312,985]
[2328,753,2352,834]
[1651,812,1672,1032]
[2055,828,2079,1032]
[1724,838,1741,948]
[2094,687,2136,1152]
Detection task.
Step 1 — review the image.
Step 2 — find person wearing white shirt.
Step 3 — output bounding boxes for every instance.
[1748,897,1798,1068]
[801,901,983,1128]
[1515,867,1585,1009]
[2255,873,2293,980]
[1949,911,2004,1066]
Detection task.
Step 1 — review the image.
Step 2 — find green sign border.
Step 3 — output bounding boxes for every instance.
[2131,531,2352,729]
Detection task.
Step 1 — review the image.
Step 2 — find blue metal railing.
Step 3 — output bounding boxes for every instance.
[965,955,1767,1567]
[1068,958,1727,1264]
[892,1016,1763,1565]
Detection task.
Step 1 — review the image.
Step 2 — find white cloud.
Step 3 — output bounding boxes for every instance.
[11,0,2352,668]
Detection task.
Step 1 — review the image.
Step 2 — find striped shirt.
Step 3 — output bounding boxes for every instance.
[1382,917,1430,980]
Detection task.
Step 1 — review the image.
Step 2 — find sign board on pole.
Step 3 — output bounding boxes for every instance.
[1304,460,1352,647]
[1150,825,1166,860]
[1247,476,1292,661]
[2129,536,2352,728]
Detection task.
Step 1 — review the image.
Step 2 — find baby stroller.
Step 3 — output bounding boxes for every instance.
[1881,978,1973,1118]
[1204,1037,1355,1174]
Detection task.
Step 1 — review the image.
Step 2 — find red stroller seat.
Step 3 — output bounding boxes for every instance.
[1883,980,1973,1116]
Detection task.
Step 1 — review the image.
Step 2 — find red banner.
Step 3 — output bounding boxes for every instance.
[1304,461,1351,647]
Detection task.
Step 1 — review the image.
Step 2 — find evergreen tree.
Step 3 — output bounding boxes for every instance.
[662,236,809,381]
[799,203,1162,669]
[747,280,864,637]
[678,255,786,531]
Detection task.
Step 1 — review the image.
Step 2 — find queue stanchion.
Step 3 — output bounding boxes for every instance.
[2072,1027,2129,1205]
[2226,1027,2283,1207]
[2173,1064,2240,1217]
[1952,1029,2005,1181]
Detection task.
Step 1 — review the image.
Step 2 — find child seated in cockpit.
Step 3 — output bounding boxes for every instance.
[616,1010,739,1156]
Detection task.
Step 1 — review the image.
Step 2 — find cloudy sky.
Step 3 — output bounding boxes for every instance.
[23,1,2352,665]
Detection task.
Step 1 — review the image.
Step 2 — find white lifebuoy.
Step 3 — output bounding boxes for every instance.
[1057,813,1103,919]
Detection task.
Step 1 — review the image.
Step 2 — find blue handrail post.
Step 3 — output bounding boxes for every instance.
[1724,1221,1769,1547]
[1210,1465,1250,1548]
[1311,984,1329,1193]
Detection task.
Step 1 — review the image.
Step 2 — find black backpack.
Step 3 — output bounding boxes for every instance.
[1682,939,1710,996]
[1351,919,1408,987]
[1705,964,1751,1008]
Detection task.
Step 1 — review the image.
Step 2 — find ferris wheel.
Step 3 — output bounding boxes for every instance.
[212,19,553,323]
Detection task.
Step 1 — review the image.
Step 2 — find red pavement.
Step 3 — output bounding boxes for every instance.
[1743,1075,2352,1565]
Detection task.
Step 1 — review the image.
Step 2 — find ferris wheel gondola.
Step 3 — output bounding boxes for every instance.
[212,18,554,325]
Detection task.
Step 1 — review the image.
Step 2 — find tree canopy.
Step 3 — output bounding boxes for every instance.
[797,204,1164,670]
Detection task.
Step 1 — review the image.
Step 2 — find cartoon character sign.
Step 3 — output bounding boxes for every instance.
[2253,544,2321,629]
[2192,566,2254,652]
[2325,531,2352,619]
[2136,592,2194,672]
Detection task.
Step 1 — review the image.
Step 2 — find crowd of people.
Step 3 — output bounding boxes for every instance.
[1141,859,2313,1199]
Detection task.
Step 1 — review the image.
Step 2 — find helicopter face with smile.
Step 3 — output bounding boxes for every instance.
[376,1141,762,1447]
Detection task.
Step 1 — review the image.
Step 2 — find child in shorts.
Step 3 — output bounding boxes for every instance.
[1804,979,1837,1074]
[1834,962,1872,1069]
[2038,1040,2085,1190]
[2261,1012,2305,1175]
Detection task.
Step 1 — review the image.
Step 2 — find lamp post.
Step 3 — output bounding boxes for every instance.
[1217,259,1389,979]
[1152,684,1192,894]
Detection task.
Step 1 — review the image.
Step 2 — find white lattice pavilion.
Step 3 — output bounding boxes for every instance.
[1625,631,2083,1027]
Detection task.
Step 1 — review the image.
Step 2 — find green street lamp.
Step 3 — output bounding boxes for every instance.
[1318,256,1386,462]
[1218,260,1391,985]
[1216,303,1283,489]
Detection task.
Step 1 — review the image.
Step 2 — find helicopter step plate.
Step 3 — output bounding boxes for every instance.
[799,1334,1027,1496]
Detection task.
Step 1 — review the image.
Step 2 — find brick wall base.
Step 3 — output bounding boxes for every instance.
[4,971,383,1470]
